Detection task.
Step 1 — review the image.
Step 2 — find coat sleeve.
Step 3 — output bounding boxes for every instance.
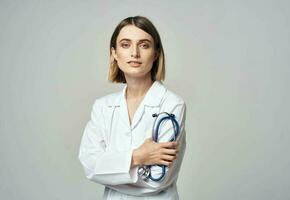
[141,102,187,190]
[78,100,138,186]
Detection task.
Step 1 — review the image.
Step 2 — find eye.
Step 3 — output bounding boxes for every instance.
[140,43,149,48]
[121,43,130,48]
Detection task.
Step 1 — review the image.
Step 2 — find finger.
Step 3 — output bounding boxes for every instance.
[176,142,180,148]
[159,160,172,166]
[160,141,178,149]
[162,148,178,155]
[162,155,176,161]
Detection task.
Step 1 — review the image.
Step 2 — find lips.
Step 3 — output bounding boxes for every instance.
[127,61,142,64]
[128,61,142,67]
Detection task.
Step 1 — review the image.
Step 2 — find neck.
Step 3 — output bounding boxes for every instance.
[125,75,154,100]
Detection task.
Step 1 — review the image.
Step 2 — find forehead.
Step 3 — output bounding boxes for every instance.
[117,25,153,42]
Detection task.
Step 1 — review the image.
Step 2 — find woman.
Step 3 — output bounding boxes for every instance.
[78,16,187,199]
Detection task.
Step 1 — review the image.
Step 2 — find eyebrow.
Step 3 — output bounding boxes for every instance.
[119,38,152,44]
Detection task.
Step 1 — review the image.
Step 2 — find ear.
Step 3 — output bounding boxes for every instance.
[111,47,118,61]
[154,52,159,61]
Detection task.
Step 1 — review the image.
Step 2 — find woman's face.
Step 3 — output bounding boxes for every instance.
[111,25,157,79]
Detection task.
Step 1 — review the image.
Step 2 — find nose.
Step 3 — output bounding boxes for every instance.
[131,44,140,58]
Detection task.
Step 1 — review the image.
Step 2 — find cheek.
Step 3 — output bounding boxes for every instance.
[144,52,156,63]
[116,49,130,60]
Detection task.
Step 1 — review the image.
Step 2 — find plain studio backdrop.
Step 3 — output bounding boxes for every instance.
[0,0,289,199]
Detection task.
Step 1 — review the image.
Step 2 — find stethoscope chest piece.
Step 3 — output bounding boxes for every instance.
[137,166,150,181]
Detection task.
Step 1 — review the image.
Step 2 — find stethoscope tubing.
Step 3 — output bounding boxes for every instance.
[144,112,180,181]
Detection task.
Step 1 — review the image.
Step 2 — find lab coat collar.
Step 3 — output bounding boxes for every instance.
[111,80,166,130]
[112,80,167,107]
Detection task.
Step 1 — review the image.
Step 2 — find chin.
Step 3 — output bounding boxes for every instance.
[124,67,145,73]
[120,65,152,76]
[124,69,151,78]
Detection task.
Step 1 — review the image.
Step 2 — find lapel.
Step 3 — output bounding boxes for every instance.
[108,80,167,131]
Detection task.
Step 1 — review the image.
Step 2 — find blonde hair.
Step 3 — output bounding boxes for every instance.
[108,16,165,83]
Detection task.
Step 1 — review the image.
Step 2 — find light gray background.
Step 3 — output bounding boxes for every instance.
[1,0,289,199]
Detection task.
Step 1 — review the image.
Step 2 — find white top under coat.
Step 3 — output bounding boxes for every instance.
[78,80,187,200]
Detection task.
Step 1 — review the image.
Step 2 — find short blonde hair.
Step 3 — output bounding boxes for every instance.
[108,16,165,83]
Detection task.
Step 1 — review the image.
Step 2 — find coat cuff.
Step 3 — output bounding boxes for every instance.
[92,149,138,184]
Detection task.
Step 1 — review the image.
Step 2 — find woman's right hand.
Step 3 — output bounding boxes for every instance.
[131,138,179,168]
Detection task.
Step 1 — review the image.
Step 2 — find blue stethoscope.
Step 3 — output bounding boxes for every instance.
[137,112,180,182]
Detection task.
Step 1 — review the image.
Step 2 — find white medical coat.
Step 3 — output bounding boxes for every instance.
[78,80,187,200]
